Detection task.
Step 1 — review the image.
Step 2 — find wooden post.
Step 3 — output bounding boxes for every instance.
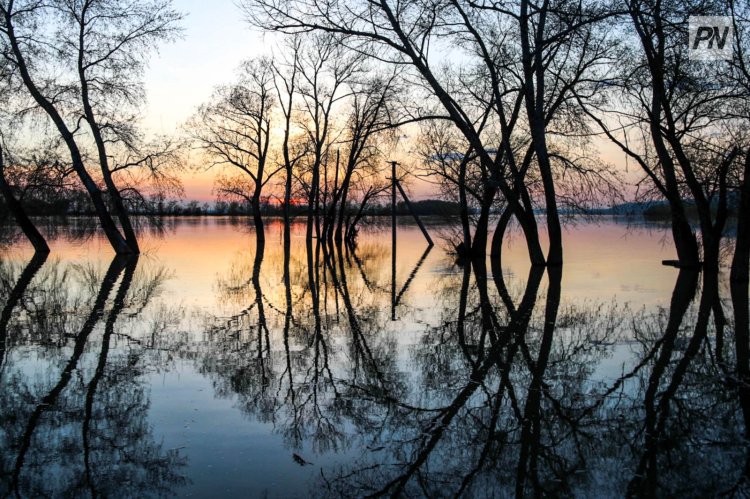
[388,160,434,320]
[395,180,434,246]
[390,161,397,321]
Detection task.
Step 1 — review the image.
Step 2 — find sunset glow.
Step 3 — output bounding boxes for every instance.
[1,0,748,496]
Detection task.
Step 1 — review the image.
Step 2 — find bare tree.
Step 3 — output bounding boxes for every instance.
[322,71,399,243]
[580,0,746,270]
[724,0,750,445]
[0,144,50,252]
[0,0,131,253]
[55,0,183,253]
[0,55,50,252]
[271,36,307,246]
[726,0,750,283]
[241,0,619,265]
[0,0,182,254]
[418,120,491,253]
[345,176,392,242]
[293,33,363,241]
[190,59,282,242]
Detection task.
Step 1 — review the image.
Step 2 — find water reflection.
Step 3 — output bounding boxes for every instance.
[0,254,187,497]
[0,218,748,497]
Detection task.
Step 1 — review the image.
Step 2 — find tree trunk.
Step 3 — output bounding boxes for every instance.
[669,201,701,268]
[0,154,49,253]
[490,205,513,260]
[284,166,292,224]
[732,274,750,438]
[334,175,350,243]
[252,190,265,245]
[469,185,495,258]
[458,154,472,251]
[513,204,546,266]
[732,150,750,283]
[629,5,702,269]
[699,153,733,274]
[519,0,562,266]
[77,9,140,254]
[346,188,373,242]
[307,162,320,241]
[3,14,131,255]
[322,150,340,241]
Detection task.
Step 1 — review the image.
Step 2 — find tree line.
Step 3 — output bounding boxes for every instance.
[1,0,748,282]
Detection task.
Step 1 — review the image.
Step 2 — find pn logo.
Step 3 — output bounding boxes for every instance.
[689,16,733,60]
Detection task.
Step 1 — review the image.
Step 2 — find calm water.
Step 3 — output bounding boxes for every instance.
[0,217,747,497]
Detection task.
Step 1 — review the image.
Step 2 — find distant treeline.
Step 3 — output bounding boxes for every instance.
[4,194,745,221]
[597,196,743,220]
[0,195,464,218]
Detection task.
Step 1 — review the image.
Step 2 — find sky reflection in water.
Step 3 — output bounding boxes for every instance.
[0,217,747,497]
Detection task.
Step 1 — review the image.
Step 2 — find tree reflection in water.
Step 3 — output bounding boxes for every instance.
[0,254,187,497]
[198,226,750,497]
[0,220,749,497]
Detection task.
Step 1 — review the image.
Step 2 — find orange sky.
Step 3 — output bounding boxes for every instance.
[143,1,639,205]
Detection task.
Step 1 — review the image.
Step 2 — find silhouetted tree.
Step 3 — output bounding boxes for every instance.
[0,145,49,253]
[322,72,399,243]
[0,0,183,254]
[191,59,282,242]
[294,33,363,241]
[581,0,747,270]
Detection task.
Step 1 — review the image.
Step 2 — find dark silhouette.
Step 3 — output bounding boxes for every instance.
[0,0,748,495]
[0,148,48,253]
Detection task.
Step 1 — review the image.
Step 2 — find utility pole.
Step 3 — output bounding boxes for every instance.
[390,161,397,321]
[389,160,434,322]
[388,160,433,246]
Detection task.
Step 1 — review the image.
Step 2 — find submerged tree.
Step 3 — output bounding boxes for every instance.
[579,0,748,271]
[294,33,363,241]
[0,54,47,252]
[0,141,71,253]
[727,0,750,284]
[191,59,282,242]
[322,72,399,243]
[271,36,307,247]
[242,0,619,264]
[0,0,182,254]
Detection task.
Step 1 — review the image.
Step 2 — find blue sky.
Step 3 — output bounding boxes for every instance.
[142,1,272,200]
[139,1,632,203]
[143,0,266,135]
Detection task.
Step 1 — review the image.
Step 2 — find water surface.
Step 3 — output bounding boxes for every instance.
[0,217,746,497]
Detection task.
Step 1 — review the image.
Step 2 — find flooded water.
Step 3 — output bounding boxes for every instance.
[0,217,748,497]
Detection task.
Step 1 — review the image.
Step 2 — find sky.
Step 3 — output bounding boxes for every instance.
[141,1,635,204]
[143,0,266,202]
[144,1,261,133]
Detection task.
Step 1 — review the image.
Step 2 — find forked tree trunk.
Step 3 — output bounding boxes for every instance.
[519,0,563,266]
[3,13,131,255]
[79,86,140,254]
